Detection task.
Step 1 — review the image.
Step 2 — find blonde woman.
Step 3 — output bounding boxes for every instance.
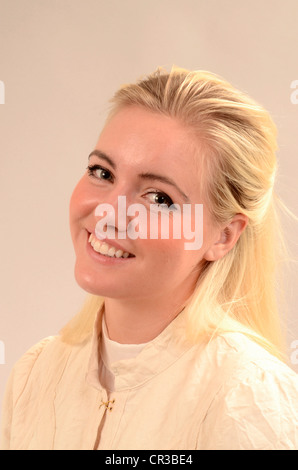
[1,67,298,450]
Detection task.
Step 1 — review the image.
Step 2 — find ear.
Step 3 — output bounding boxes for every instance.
[204,214,248,261]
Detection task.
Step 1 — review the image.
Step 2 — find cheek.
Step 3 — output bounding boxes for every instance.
[135,237,202,297]
[146,210,205,262]
[139,236,201,275]
[69,177,98,232]
[70,177,87,216]
[140,209,206,261]
[69,180,84,242]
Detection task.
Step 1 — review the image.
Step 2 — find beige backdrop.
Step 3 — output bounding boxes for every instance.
[1,0,298,412]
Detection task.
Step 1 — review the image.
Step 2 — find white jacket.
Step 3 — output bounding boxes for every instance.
[1,311,298,450]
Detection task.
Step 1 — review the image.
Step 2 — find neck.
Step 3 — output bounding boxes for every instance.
[103,291,190,344]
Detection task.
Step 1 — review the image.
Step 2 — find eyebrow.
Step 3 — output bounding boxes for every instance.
[89,150,116,169]
[88,149,190,202]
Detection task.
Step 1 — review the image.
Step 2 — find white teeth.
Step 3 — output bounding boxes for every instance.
[93,240,101,251]
[88,233,131,259]
[99,243,109,255]
[107,246,116,257]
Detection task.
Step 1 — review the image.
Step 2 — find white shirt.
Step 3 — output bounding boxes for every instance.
[100,316,148,391]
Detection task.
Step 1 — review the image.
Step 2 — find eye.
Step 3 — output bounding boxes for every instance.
[145,191,174,208]
[87,164,113,182]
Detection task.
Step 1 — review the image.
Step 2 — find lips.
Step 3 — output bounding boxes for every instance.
[88,232,135,259]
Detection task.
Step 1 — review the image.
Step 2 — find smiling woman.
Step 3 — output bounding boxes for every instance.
[1,67,298,450]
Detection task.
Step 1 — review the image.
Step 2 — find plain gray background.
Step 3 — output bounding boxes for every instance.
[1,0,298,412]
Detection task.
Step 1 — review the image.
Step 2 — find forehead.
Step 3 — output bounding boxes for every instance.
[97,106,202,175]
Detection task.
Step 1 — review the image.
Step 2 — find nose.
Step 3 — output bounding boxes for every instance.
[93,186,134,239]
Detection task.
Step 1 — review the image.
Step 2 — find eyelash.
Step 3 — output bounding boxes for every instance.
[87,164,114,182]
[86,164,174,208]
[145,192,174,208]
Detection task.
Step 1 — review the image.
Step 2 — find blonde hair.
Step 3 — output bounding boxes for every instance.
[61,66,289,360]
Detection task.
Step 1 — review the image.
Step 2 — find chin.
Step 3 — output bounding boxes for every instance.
[73,265,101,295]
[73,272,103,297]
[73,265,124,298]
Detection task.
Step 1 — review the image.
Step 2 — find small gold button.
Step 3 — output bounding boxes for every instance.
[99,398,115,411]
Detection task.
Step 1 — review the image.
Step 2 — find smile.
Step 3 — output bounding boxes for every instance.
[88,233,134,259]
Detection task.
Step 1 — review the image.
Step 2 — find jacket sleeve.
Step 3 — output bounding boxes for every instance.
[0,337,55,450]
[196,359,298,450]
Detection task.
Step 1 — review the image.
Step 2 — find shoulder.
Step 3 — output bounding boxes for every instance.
[203,332,298,382]
[1,336,58,449]
[6,336,59,402]
[9,333,93,386]
[197,333,298,450]
[6,334,89,403]
[7,333,95,399]
[15,336,57,366]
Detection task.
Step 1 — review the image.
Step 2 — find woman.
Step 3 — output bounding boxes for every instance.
[1,67,298,450]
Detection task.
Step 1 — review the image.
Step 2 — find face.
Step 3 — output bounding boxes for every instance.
[69,106,219,304]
